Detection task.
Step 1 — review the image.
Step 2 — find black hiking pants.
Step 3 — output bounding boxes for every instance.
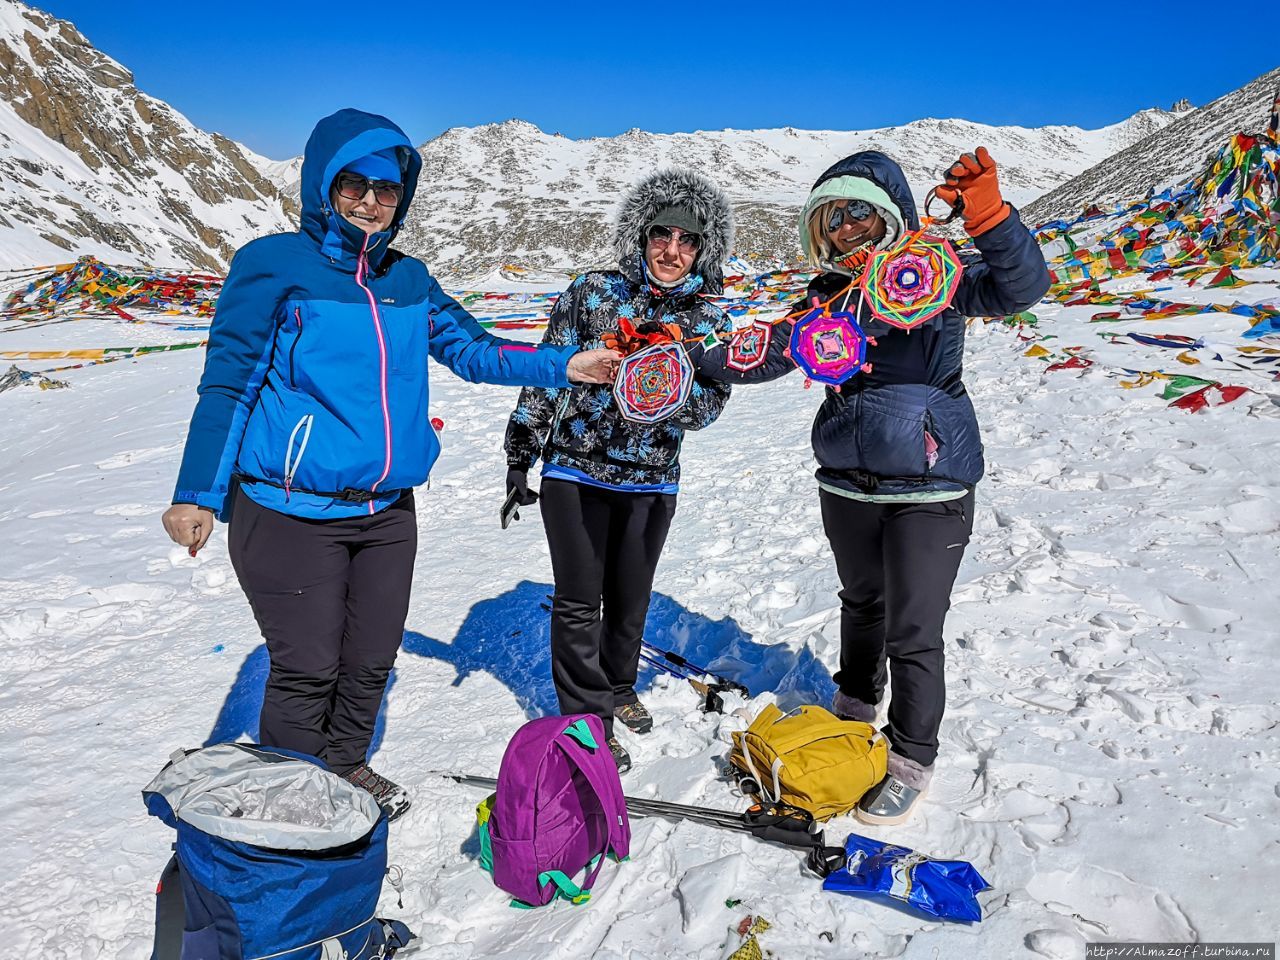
[227,488,417,775]
[540,478,677,738]
[819,489,975,768]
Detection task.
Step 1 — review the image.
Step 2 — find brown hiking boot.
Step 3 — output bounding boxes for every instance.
[613,701,653,734]
[342,763,411,822]
[607,736,632,773]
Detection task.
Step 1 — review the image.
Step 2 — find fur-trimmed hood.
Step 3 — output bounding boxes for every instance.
[611,168,735,295]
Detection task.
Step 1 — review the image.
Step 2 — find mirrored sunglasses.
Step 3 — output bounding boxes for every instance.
[825,199,875,233]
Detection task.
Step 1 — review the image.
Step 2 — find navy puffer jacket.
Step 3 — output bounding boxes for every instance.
[698,151,1051,495]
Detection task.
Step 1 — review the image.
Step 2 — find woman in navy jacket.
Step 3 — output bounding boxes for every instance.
[699,148,1050,824]
[161,109,617,818]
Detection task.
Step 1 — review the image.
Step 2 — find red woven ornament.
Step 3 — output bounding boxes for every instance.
[725,320,773,372]
[612,341,695,423]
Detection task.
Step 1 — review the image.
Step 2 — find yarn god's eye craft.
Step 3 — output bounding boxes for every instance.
[860,232,964,330]
[787,306,869,386]
[612,341,695,423]
[725,320,773,372]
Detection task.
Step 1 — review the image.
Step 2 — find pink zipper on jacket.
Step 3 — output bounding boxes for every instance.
[355,234,393,515]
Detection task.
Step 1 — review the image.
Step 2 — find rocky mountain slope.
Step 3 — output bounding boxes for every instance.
[5,0,1221,278]
[1026,67,1280,224]
[0,0,293,271]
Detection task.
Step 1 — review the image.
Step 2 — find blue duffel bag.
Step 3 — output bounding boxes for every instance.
[143,743,414,959]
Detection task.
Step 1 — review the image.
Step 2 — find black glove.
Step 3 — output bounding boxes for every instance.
[505,468,539,506]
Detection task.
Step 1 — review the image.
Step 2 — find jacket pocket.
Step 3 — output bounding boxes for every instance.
[924,411,942,472]
[287,306,303,389]
[923,387,984,485]
[811,391,862,472]
[383,303,429,379]
[813,385,930,479]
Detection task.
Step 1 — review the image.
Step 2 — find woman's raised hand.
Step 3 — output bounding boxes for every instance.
[567,348,623,384]
[162,503,215,555]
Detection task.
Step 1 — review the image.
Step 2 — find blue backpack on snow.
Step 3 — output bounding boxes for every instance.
[143,743,414,960]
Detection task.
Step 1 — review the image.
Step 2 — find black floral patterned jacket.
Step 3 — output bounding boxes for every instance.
[503,254,732,488]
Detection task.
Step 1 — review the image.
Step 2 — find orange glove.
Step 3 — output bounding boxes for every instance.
[935,146,1010,237]
[601,317,684,355]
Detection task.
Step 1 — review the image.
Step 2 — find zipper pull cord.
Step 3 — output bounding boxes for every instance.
[386,864,405,909]
[283,415,313,501]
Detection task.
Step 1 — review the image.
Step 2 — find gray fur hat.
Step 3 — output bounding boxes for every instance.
[611,167,735,294]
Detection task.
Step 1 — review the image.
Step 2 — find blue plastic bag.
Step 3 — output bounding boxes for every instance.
[822,833,991,923]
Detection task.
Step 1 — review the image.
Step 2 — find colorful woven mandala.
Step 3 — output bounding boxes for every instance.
[613,341,695,423]
[725,320,773,372]
[860,233,964,329]
[788,307,868,385]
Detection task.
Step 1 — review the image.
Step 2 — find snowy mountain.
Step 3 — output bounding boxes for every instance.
[0,0,294,271]
[237,143,302,203]
[391,110,1189,279]
[248,109,1188,281]
[1026,66,1280,223]
[1,0,1193,280]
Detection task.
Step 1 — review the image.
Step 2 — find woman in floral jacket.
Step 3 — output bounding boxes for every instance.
[504,168,735,771]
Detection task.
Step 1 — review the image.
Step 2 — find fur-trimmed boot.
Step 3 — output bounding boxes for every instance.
[855,752,933,826]
[832,690,878,724]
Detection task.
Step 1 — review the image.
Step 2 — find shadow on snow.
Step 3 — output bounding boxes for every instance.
[206,579,834,758]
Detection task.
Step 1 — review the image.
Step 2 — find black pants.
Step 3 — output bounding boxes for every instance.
[819,489,975,768]
[227,488,417,775]
[540,479,677,737]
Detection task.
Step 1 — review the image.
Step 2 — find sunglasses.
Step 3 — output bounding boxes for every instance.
[825,199,875,233]
[646,224,702,253]
[334,172,404,209]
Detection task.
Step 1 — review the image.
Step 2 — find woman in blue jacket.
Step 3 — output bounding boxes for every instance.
[698,148,1050,824]
[161,109,617,819]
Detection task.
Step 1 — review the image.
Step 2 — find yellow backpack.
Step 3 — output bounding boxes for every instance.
[729,704,888,821]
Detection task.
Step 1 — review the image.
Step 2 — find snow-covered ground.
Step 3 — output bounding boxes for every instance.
[1,270,1277,957]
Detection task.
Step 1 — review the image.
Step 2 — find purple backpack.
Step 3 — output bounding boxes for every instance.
[478,714,630,907]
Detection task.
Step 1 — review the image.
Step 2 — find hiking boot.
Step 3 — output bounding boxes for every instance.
[613,700,653,734]
[855,755,933,826]
[342,763,412,822]
[607,736,632,774]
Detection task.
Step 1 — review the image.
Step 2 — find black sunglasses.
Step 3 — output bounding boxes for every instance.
[646,224,702,253]
[334,172,404,209]
[825,199,875,233]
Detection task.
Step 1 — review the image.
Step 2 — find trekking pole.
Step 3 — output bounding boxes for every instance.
[449,772,790,832]
[443,773,842,874]
[637,651,738,714]
[638,650,696,680]
[535,598,750,707]
[639,642,750,697]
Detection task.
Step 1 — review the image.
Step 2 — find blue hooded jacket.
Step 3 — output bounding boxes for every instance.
[697,151,1051,495]
[173,108,578,520]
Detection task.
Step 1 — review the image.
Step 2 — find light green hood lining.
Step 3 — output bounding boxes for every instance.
[798,176,905,259]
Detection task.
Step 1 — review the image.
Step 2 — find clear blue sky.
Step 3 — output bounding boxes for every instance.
[36,0,1278,160]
